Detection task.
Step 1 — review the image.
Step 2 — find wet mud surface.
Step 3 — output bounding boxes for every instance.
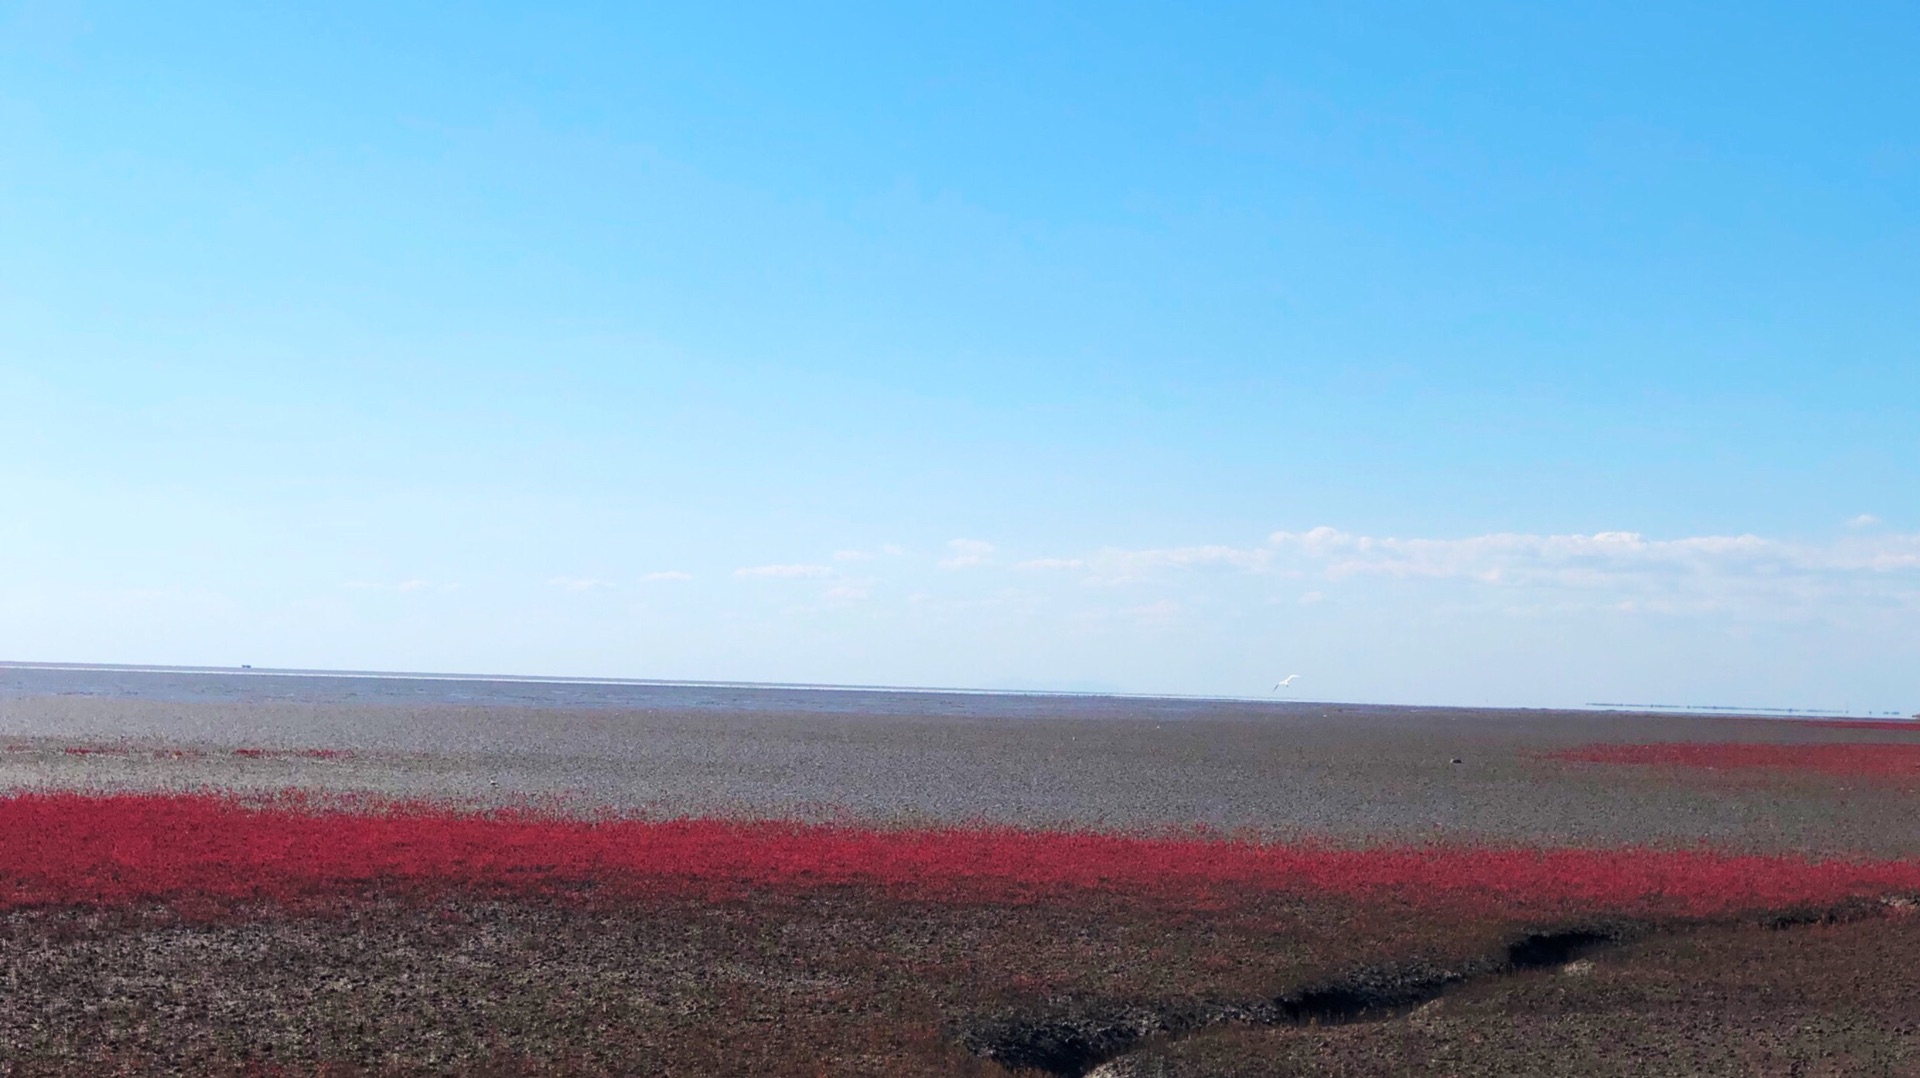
[0,889,1480,1076]
[5,890,1917,1077]
[1096,913,1920,1077]
[4,665,1919,853]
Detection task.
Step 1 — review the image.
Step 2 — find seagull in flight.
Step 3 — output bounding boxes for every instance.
[1273,675,1301,690]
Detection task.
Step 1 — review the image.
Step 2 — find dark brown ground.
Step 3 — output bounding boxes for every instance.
[1097,913,1920,1077]
[0,888,1510,1077]
[4,891,1916,1076]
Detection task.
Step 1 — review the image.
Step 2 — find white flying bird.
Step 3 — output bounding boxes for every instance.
[1273,675,1301,690]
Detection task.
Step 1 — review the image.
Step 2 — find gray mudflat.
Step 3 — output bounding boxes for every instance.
[3,664,1916,855]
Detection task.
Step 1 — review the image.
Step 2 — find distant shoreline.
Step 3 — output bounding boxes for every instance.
[0,660,1269,705]
[0,659,1900,720]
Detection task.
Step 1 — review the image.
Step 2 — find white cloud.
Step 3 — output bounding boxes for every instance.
[1016,557,1088,571]
[1266,527,1782,584]
[548,576,615,593]
[734,563,835,579]
[1124,599,1180,623]
[939,538,996,570]
[1022,544,1274,585]
[823,584,871,602]
[989,525,1920,616]
[641,571,693,582]
[833,549,873,562]
[1109,544,1269,574]
[1253,526,1920,611]
[346,578,458,594]
[1850,514,1882,528]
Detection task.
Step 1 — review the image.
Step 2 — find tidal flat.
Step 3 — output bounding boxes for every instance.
[2,664,1917,1076]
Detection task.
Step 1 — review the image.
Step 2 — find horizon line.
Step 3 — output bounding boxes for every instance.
[0,660,1897,721]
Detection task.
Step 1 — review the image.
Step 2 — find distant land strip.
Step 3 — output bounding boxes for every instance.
[1587,702,1911,718]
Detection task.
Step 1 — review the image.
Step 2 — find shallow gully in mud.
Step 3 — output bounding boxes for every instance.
[960,898,1905,1078]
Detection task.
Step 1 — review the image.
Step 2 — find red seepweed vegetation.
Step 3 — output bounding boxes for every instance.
[4,792,1919,922]
[227,747,354,760]
[55,745,353,761]
[1546,742,1920,778]
[1800,719,1920,732]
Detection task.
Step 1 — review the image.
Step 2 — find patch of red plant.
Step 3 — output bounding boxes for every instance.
[1799,720,1920,733]
[1547,742,1920,778]
[3,793,1918,922]
[56,745,350,761]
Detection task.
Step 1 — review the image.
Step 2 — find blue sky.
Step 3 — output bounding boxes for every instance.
[2,2,1916,709]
